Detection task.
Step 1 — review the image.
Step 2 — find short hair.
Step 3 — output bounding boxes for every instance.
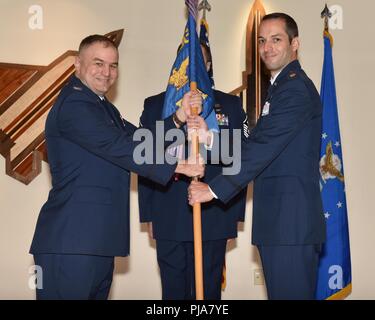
[78,34,117,53]
[261,13,299,43]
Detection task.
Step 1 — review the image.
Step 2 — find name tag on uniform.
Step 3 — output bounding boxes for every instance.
[216,113,229,126]
[262,102,270,116]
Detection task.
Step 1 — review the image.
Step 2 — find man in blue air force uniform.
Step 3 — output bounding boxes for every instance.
[29,35,204,300]
[138,43,248,300]
[189,13,326,300]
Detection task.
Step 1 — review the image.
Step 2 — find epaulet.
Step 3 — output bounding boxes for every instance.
[72,85,83,91]
[288,70,298,80]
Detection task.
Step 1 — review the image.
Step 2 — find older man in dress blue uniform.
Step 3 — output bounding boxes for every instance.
[30,35,203,300]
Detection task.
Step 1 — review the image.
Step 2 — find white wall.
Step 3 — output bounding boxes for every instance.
[0,0,374,299]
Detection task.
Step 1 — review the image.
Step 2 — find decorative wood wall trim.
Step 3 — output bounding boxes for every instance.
[230,0,269,129]
[0,29,124,185]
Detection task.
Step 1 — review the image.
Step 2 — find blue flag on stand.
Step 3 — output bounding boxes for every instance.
[162,0,218,132]
[316,31,352,300]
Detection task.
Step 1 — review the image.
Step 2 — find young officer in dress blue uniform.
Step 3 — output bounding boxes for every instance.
[29,35,204,300]
[189,13,326,300]
[138,44,248,300]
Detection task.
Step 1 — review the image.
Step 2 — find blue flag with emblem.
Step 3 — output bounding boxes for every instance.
[162,0,218,132]
[316,31,352,300]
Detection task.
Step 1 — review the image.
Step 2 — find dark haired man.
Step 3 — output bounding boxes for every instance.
[29,34,204,299]
[189,13,326,299]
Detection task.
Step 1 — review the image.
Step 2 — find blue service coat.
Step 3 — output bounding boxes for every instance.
[30,75,176,257]
[138,90,248,241]
[209,60,326,246]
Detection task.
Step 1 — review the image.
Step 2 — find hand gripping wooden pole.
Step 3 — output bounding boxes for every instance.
[190,81,204,300]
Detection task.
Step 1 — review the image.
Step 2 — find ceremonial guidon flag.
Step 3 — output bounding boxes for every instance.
[316,31,352,300]
[199,17,215,89]
[162,0,219,132]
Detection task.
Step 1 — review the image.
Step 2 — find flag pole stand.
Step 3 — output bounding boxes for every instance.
[190,81,204,300]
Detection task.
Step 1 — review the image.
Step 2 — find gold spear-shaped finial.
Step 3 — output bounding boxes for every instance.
[198,0,211,19]
[321,4,332,32]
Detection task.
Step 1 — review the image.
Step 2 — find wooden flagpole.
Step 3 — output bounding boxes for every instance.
[190,80,204,300]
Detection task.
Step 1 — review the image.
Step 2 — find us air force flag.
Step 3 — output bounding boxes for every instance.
[316,32,352,300]
[162,0,219,132]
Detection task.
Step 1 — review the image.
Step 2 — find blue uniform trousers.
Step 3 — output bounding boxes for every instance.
[257,245,321,300]
[34,254,114,300]
[156,239,227,300]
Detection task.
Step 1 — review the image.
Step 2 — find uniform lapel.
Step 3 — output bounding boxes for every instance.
[102,98,125,130]
[70,76,125,130]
